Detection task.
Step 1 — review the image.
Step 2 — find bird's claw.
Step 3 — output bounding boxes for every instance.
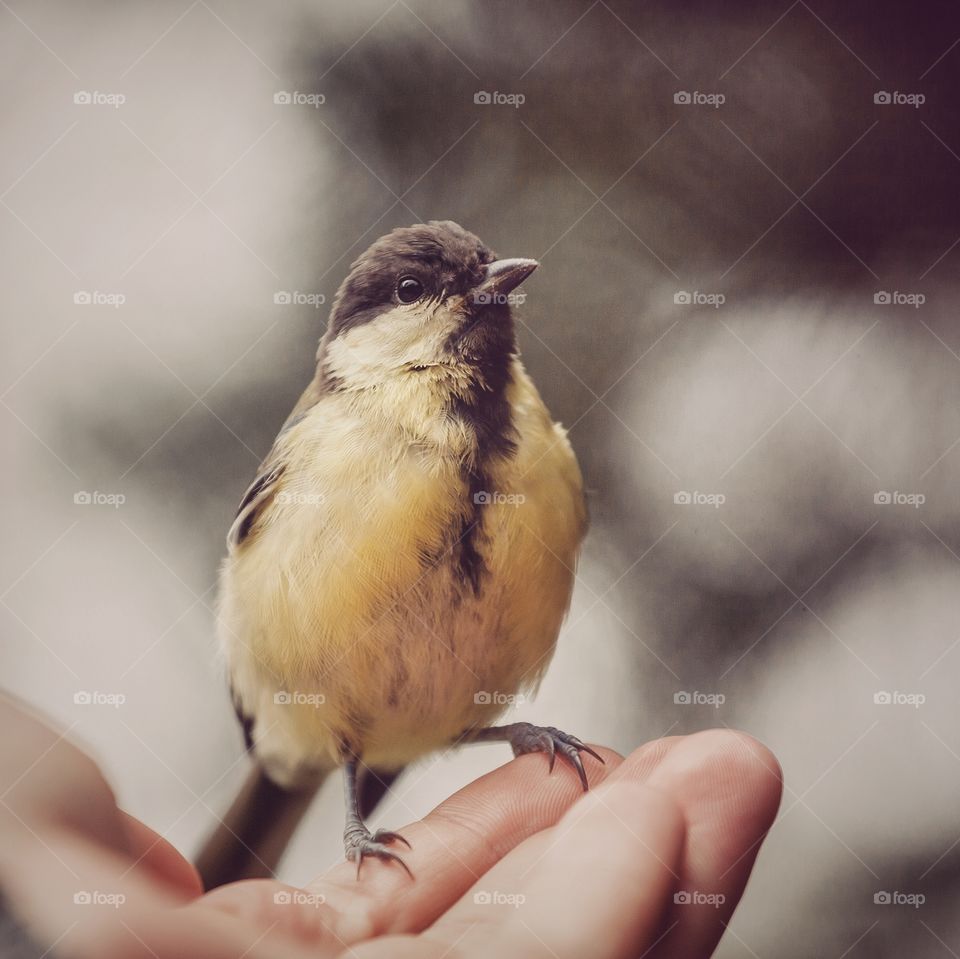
[345,825,413,879]
[508,723,605,791]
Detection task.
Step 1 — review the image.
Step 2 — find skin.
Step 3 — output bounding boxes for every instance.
[0,698,781,958]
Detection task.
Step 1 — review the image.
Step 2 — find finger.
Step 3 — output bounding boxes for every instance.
[608,729,782,958]
[119,810,204,899]
[205,744,621,945]
[364,779,685,959]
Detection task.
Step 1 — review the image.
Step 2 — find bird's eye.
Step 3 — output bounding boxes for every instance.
[396,275,424,304]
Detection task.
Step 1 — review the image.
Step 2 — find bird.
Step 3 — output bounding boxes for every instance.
[196,220,599,888]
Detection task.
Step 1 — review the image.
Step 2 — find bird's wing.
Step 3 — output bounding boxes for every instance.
[225,372,329,551]
[226,460,285,550]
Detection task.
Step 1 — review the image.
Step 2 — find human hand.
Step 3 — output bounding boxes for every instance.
[0,699,781,958]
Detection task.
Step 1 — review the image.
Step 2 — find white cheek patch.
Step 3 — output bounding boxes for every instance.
[325,303,462,388]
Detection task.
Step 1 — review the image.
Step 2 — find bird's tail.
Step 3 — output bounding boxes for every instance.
[195,767,321,890]
[194,764,404,890]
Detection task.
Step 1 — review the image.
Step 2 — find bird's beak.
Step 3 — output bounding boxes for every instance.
[474,258,539,299]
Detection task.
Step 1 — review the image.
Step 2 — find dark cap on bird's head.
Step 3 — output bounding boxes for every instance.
[319,221,537,387]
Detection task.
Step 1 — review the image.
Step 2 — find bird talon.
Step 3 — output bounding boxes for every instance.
[508,723,602,791]
[345,826,414,879]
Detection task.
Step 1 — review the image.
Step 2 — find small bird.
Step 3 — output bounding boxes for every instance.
[197,220,598,887]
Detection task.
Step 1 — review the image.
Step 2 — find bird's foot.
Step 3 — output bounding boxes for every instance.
[344,821,413,879]
[506,722,605,791]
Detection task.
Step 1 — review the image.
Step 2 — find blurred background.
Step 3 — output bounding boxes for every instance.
[3,0,960,954]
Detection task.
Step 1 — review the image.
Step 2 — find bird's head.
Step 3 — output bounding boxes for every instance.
[318,221,536,392]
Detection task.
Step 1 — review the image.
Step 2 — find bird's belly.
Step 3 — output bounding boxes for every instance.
[219,366,585,784]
